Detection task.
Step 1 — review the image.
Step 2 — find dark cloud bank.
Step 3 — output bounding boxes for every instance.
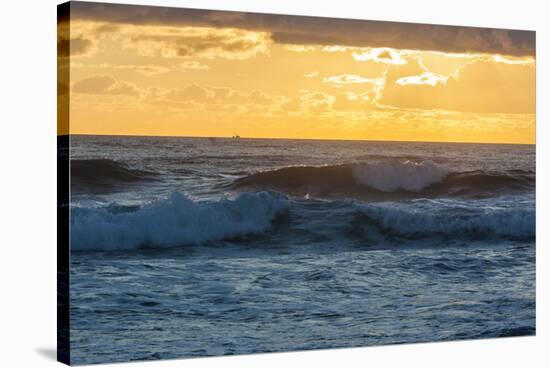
[63,1,535,57]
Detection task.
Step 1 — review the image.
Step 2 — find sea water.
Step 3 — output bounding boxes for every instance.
[69,135,535,364]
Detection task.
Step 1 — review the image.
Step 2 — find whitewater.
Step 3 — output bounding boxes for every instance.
[68,135,535,364]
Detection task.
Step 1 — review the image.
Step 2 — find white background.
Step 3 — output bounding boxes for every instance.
[0,0,547,366]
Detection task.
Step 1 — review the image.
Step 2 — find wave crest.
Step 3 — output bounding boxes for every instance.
[352,160,448,192]
[71,191,289,251]
[231,161,534,200]
[350,198,535,241]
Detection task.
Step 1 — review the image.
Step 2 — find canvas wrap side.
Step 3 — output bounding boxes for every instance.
[57,2,71,365]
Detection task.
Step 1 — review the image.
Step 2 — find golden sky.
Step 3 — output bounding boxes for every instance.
[58,2,536,144]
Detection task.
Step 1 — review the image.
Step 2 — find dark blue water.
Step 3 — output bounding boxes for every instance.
[69,136,535,365]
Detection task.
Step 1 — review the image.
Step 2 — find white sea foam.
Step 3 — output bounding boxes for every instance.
[71,191,289,251]
[352,160,448,192]
[352,197,535,238]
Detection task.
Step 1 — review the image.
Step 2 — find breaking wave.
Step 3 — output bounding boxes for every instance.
[71,191,289,251]
[349,198,535,241]
[351,160,448,192]
[71,192,534,252]
[231,160,534,200]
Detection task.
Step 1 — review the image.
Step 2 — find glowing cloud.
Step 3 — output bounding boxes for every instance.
[284,44,317,52]
[63,3,535,143]
[395,72,447,86]
[381,59,535,114]
[304,71,319,78]
[323,74,379,84]
[332,92,376,111]
[352,48,407,65]
[492,55,535,65]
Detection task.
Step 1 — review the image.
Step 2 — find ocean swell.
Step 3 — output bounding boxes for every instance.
[71,191,289,251]
[71,159,156,193]
[231,160,534,200]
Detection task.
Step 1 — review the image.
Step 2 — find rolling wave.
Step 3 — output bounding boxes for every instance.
[231,160,534,200]
[71,190,534,252]
[71,159,156,193]
[349,198,535,241]
[71,191,289,251]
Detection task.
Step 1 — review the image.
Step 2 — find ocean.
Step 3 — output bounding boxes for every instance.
[68,135,536,364]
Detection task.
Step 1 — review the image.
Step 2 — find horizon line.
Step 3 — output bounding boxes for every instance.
[64,133,536,146]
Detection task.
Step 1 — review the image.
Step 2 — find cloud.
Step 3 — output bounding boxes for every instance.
[73,75,140,96]
[67,2,535,56]
[380,58,535,113]
[323,74,379,84]
[225,90,273,105]
[352,48,407,64]
[181,61,210,70]
[71,63,171,76]
[57,35,96,57]
[57,20,119,58]
[299,91,335,113]
[491,54,535,65]
[284,45,317,52]
[126,26,270,60]
[395,72,447,86]
[168,84,214,102]
[279,98,302,112]
[276,91,379,115]
[132,65,171,76]
[322,46,349,52]
[164,84,276,107]
[332,92,376,111]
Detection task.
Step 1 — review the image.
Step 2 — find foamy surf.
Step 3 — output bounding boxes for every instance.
[71,191,289,251]
[352,160,448,192]
[71,191,535,252]
[350,196,535,240]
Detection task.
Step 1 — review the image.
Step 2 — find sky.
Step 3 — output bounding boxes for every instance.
[58,2,536,144]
